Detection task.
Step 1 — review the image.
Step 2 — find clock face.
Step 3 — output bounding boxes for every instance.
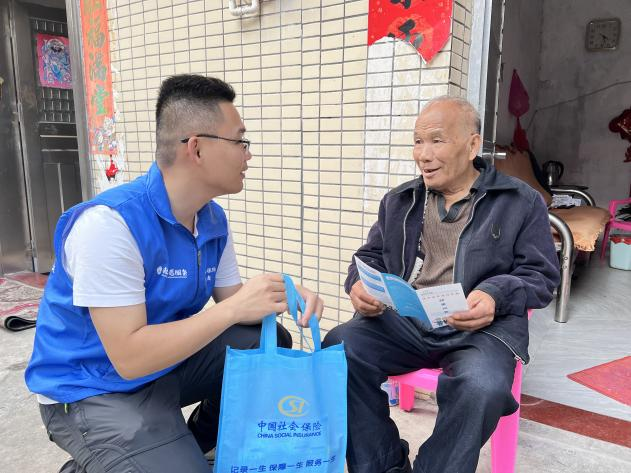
[586,18,621,51]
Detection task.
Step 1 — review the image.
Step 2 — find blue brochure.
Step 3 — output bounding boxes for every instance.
[354,256,469,330]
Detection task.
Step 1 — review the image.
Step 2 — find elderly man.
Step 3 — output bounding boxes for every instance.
[323,96,559,473]
[25,75,323,472]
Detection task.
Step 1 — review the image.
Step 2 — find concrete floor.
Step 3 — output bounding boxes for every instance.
[1,259,630,472]
[523,260,631,422]
[390,397,631,473]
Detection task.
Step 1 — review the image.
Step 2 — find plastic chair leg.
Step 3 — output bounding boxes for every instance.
[491,406,520,472]
[399,382,415,412]
[490,361,523,473]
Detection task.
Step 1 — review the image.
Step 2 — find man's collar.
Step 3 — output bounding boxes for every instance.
[473,156,520,191]
[470,169,484,192]
[146,162,177,224]
[146,162,227,241]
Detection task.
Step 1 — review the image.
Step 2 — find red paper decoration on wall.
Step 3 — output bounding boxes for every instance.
[80,0,116,153]
[508,70,531,151]
[609,108,631,163]
[367,0,453,63]
[105,155,119,181]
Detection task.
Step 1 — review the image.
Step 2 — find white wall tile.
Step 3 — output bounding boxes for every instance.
[106,0,470,330]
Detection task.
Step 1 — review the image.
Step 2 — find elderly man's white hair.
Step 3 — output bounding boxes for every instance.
[423,95,481,134]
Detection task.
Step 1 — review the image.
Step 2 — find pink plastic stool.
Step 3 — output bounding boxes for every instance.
[389,310,532,473]
[600,198,631,260]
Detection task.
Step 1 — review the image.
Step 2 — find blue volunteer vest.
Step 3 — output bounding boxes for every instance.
[25,163,228,403]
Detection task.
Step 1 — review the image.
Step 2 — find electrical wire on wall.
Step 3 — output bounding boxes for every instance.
[525,79,631,132]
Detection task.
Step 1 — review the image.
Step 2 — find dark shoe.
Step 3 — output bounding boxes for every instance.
[204,447,215,467]
[187,400,217,453]
[385,439,412,473]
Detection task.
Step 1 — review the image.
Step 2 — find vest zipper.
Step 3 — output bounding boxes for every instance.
[181,223,203,303]
[400,189,417,278]
[195,246,202,301]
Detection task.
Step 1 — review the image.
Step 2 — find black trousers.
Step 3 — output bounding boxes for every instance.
[322,309,519,473]
[40,322,292,473]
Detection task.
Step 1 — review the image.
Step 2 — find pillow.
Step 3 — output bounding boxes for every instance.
[550,207,611,252]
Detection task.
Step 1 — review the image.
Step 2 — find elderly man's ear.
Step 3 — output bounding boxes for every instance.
[469,134,482,158]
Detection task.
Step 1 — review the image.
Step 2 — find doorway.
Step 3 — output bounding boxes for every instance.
[492,0,630,205]
[0,0,83,275]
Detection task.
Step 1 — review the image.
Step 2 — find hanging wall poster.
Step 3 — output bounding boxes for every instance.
[80,0,116,153]
[36,33,72,89]
[367,0,453,63]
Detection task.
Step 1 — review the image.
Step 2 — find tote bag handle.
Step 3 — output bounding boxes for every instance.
[261,274,322,353]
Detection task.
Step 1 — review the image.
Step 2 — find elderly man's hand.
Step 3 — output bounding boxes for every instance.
[295,284,324,327]
[447,290,495,331]
[350,280,385,317]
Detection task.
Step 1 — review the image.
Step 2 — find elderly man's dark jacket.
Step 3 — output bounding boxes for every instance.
[346,158,560,363]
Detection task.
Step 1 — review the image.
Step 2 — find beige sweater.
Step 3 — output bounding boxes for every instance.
[412,191,474,289]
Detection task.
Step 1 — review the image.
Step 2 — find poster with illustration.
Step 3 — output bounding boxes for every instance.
[36,33,72,89]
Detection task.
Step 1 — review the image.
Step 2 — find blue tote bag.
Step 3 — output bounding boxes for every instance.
[214,275,347,472]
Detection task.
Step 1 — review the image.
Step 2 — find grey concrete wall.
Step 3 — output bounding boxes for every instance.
[495,0,544,146]
[531,0,631,206]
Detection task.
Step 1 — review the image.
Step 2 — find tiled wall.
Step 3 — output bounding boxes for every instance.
[104,0,472,333]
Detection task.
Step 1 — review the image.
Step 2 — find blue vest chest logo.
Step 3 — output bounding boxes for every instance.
[156,265,188,279]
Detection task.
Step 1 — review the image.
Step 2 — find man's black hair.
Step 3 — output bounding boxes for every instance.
[155,74,235,128]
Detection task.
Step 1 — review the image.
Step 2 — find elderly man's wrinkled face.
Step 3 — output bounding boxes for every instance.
[413,101,481,194]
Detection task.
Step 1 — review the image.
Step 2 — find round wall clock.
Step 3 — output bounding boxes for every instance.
[586,18,621,51]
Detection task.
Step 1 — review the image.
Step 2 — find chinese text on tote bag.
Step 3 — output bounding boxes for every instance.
[215,275,347,472]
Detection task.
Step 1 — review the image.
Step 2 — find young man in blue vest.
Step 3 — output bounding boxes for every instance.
[25,74,324,472]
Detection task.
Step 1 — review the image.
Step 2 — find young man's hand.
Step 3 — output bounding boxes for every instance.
[447,290,495,331]
[225,273,288,324]
[349,280,385,317]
